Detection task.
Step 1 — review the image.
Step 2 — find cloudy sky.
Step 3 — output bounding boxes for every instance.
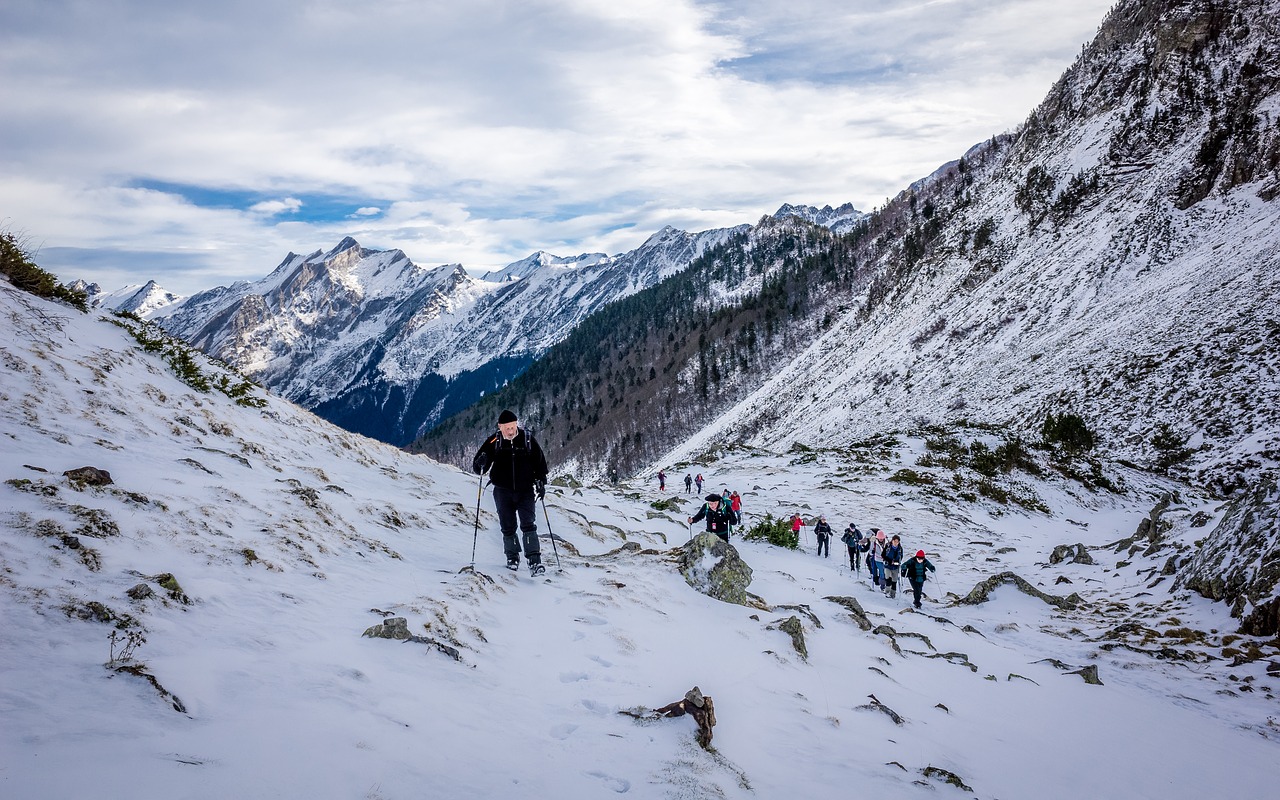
[1,0,1113,295]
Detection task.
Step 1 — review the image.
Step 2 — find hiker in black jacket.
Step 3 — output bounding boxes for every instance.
[841,524,863,571]
[900,550,937,609]
[882,534,904,598]
[472,409,549,575]
[689,494,737,541]
[813,516,833,558]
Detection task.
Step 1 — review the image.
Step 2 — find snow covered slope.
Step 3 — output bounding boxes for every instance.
[663,0,1280,498]
[2,279,1277,799]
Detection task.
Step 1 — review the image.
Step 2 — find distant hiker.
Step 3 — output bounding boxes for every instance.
[841,524,863,571]
[901,550,937,609]
[472,409,548,575]
[791,513,804,544]
[882,534,904,598]
[729,491,742,514]
[658,470,666,491]
[684,473,693,493]
[861,535,873,579]
[689,494,738,541]
[695,474,704,492]
[813,516,832,558]
[868,529,887,587]
[609,467,619,484]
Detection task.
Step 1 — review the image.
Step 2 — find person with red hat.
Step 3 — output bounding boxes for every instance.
[900,550,937,609]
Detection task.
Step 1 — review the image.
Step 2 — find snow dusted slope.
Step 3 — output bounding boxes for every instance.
[2,282,1278,798]
[666,0,1280,497]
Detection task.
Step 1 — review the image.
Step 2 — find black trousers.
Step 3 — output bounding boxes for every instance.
[817,534,829,556]
[909,580,926,606]
[493,485,540,560]
[847,546,861,571]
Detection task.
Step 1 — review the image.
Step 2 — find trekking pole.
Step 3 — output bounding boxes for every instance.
[464,470,485,573]
[540,495,563,570]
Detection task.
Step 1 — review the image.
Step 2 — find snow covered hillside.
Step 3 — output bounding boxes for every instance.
[660,0,1280,495]
[3,279,1277,799]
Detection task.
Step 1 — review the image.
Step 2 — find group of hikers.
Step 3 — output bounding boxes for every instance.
[468,408,936,608]
[796,515,937,608]
[656,470,711,496]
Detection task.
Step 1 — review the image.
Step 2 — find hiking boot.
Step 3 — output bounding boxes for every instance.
[529,561,546,577]
[506,556,519,571]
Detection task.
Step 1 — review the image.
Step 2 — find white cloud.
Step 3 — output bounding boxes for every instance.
[0,0,1114,294]
[249,197,303,217]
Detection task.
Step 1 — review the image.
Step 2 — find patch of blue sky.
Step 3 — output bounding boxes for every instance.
[716,48,907,87]
[128,179,386,223]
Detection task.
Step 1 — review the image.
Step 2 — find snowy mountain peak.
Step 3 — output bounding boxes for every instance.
[322,235,363,261]
[482,250,612,283]
[773,202,867,233]
[79,278,185,317]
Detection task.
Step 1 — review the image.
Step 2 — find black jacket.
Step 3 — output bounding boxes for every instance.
[472,428,548,491]
[814,521,832,538]
[901,557,936,584]
[691,503,738,537]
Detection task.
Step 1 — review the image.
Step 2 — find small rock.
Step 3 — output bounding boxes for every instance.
[363,617,411,640]
[63,466,113,487]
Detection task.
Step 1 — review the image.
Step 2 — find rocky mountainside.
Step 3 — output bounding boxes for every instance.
[152,225,744,445]
[422,0,1279,491]
[414,0,1280,632]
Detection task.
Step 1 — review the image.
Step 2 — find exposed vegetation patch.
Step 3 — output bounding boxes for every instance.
[1,231,88,311]
[742,513,799,550]
[109,311,267,407]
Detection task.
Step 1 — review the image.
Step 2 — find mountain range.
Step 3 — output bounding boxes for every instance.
[134,222,774,444]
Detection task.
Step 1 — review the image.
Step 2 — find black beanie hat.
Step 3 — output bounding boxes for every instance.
[497,409,518,424]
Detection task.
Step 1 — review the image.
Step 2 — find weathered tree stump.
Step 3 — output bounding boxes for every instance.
[655,686,717,748]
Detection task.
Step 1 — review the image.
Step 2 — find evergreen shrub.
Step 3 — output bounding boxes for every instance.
[743,513,799,550]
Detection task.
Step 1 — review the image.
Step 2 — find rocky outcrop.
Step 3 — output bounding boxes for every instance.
[768,616,808,661]
[958,572,1083,610]
[675,533,754,606]
[63,466,113,487]
[824,595,873,630]
[1049,543,1095,565]
[1175,478,1280,636]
